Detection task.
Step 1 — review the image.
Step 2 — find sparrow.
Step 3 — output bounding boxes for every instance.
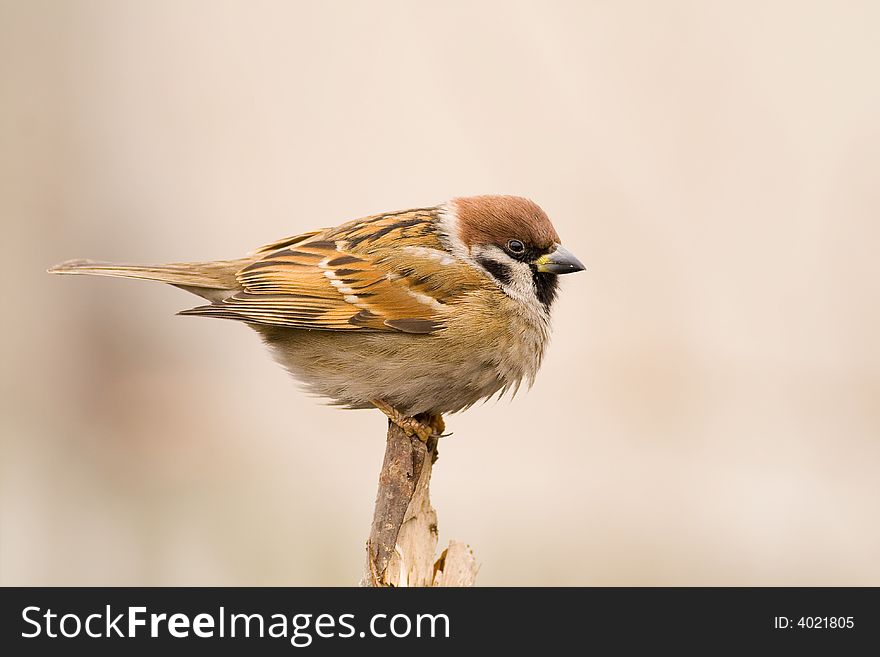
[49,195,585,440]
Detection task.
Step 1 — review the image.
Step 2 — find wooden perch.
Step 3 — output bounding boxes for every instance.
[362,417,478,587]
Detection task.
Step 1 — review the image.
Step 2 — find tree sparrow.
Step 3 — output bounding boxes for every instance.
[50,195,585,440]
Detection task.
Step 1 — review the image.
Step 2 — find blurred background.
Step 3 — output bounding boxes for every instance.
[1,0,878,586]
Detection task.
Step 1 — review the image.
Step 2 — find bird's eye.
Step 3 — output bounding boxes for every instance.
[507,239,525,254]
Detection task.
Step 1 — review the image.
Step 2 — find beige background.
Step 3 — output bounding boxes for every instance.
[1,0,878,586]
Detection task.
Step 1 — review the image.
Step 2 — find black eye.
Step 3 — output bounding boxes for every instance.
[507,239,525,254]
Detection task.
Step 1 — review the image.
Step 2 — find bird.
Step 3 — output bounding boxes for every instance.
[49,195,585,441]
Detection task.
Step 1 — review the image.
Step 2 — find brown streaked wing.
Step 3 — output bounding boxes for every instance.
[181,212,467,333]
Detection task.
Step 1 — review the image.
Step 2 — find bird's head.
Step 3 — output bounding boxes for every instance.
[443,195,585,311]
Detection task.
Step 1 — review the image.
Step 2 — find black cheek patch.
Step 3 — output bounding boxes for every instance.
[476,257,514,287]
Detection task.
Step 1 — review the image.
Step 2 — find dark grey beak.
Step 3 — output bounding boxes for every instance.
[535,245,585,275]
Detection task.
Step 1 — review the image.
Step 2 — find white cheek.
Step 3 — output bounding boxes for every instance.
[471,244,551,321]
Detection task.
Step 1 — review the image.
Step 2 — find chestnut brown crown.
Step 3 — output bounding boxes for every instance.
[452,195,561,253]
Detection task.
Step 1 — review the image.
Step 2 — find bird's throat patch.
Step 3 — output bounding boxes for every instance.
[532,269,559,310]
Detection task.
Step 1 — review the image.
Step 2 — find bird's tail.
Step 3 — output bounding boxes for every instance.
[48,258,244,301]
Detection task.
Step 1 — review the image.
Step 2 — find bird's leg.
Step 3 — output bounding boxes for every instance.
[424,412,445,436]
[371,400,441,443]
[419,413,446,464]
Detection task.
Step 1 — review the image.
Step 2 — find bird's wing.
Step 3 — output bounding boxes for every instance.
[180,208,487,334]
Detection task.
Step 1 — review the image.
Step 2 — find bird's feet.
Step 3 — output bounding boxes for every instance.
[372,400,444,443]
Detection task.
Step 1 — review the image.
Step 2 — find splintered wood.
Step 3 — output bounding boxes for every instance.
[362,420,478,587]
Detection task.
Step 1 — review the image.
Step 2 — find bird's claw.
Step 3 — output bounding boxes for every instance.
[371,400,446,444]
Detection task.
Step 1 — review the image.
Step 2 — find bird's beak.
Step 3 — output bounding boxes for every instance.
[535,245,585,275]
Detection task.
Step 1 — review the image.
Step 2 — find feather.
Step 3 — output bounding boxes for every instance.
[47,259,242,301]
[179,208,490,333]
